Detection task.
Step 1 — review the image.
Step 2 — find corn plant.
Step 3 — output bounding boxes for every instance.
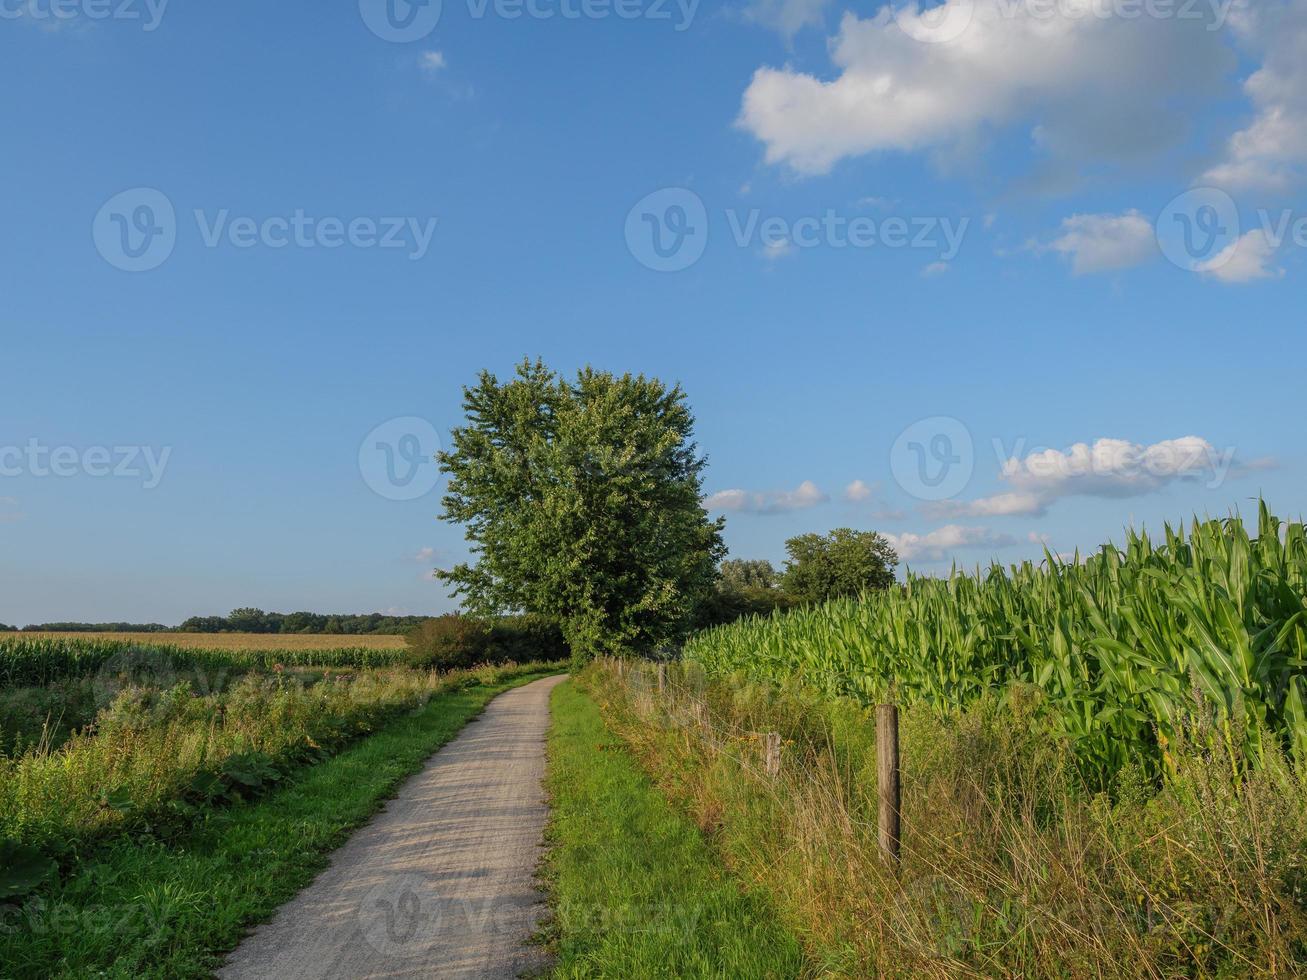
[685,502,1307,784]
[0,637,407,689]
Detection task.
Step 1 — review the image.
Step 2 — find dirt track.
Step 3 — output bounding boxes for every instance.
[218,674,566,980]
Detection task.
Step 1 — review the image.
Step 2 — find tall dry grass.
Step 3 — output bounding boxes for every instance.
[583,660,1307,977]
[0,662,543,855]
[15,632,407,650]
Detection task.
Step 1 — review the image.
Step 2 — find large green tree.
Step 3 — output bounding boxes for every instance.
[781,528,899,604]
[437,360,725,659]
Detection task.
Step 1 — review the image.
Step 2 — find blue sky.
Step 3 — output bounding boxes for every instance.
[1,0,1303,625]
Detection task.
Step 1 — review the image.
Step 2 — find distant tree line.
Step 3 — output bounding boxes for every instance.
[177,609,429,635]
[0,611,431,635]
[9,622,170,633]
[697,528,900,629]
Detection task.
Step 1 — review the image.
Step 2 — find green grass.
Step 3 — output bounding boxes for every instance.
[0,667,560,979]
[584,660,1307,978]
[541,680,806,979]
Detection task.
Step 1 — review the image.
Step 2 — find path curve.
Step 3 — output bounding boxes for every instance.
[219,673,567,980]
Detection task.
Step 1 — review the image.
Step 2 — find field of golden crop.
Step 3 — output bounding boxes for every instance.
[21,632,407,651]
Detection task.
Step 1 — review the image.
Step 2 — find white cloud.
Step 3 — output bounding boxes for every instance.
[1203,1,1307,191]
[706,480,829,514]
[742,0,830,38]
[1195,229,1285,283]
[843,479,874,502]
[419,51,447,74]
[762,239,795,261]
[855,196,898,210]
[885,524,1014,562]
[1048,210,1155,274]
[931,436,1241,518]
[930,491,1046,518]
[413,546,437,563]
[738,2,1230,178]
[921,260,950,277]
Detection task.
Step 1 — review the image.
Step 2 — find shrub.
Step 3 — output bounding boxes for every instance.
[404,614,492,670]
[489,614,569,662]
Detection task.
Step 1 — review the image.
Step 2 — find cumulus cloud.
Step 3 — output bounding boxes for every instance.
[841,479,907,520]
[885,524,1015,562]
[928,436,1242,518]
[737,1,1230,178]
[420,51,447,74]
[1203,0,1307,191]
[843,479,874,502]
[413,546,438,563]
[1195,229,1285,283]
[706,480,829,514]
[921,260,950,277]
[1048,210,1156,274]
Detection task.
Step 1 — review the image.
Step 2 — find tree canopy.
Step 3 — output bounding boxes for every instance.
[780,528,899,604]
[438,359,725,659]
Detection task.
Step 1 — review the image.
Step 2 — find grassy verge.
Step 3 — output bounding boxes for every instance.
[0,666,560,979]
[581,660,1307,978]
[540,679,806,979]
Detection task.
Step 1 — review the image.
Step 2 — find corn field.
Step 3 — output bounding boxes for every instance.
[686,502,1307,784]
[0,636,408,689]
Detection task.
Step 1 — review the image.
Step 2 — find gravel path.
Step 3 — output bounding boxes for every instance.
[218,674,566,980]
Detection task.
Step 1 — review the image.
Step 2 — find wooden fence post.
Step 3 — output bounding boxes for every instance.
[657,663,667,695]
[765,732,781,778]
[877,704,901,868]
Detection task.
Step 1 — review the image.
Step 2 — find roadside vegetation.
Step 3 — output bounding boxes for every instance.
[0,635,406,689]
[0,664,559,979]
[581,658,1307,977]
[541,680,806,979]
